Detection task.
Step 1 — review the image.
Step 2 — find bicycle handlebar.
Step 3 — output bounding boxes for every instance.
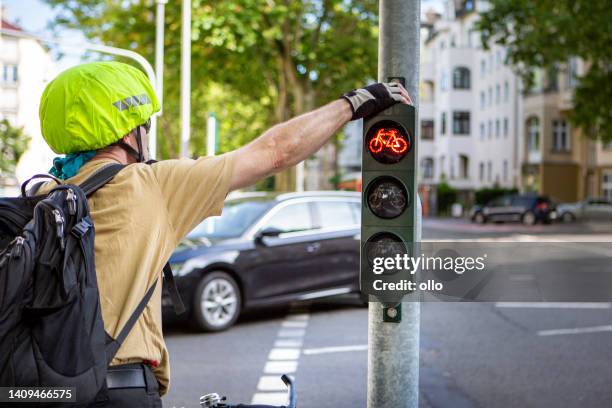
[200,374,296,408]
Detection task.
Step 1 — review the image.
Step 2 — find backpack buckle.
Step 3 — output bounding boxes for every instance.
[71,218,92,238]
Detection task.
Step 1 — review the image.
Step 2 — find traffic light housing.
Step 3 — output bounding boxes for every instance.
[360,101,417,306]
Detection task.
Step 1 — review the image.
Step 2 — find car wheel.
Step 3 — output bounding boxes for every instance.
[474,213,486,224]
[561,212,575,223]
[522,211,536,226]
[192,271,241,332]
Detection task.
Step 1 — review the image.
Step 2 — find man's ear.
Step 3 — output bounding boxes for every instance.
[121,132,133,144]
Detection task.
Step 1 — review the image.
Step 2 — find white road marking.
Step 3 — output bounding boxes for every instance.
[302,345,368,355]
[538,325,612,336]
[251,393,290,405]
[274,339,303,348]
[257,376,291,391]
[268,348,301,360]
[496,302,612,309]
[251,306,310,405]
[282,320,309,328]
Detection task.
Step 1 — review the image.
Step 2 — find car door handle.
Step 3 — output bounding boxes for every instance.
[306,242,321,253]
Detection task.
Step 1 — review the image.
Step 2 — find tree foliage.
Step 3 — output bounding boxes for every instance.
[44,0,379,188]
[0,120,30,178]
[476,0,612,141]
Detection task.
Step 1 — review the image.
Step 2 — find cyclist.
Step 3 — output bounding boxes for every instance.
[38,61,412,406]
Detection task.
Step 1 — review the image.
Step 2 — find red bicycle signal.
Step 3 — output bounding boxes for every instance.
[366,122,411,164]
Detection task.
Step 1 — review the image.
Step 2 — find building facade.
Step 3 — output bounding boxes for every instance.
[1,14,56,190]
[418,0,610,209]
[419,0,520,209]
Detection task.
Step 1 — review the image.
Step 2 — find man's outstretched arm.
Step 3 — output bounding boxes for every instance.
[229,83,412,191]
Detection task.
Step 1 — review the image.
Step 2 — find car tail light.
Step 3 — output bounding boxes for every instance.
[536,202,549,211]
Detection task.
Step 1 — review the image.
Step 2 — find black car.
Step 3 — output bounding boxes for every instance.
[164,191,361,331]
[470,194,556,225]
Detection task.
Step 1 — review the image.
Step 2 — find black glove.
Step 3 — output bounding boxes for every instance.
[341,82,404,120]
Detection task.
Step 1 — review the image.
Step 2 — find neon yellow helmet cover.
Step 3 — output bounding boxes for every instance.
[40,61,160,154]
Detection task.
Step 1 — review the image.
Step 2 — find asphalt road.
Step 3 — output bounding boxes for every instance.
[162,219,612,408]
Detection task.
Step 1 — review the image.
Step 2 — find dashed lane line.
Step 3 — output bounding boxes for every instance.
[251,305,310,405]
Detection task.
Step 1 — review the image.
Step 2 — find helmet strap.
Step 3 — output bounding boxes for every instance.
[115,126,145,163]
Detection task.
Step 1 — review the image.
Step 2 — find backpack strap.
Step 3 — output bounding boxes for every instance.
[164,263,186,314]
[79,163,126,196]
[105,280,158,365]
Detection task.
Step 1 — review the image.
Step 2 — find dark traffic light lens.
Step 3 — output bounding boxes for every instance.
[366,120,411,164]
[366,177,408,219]
[365,232,407,273]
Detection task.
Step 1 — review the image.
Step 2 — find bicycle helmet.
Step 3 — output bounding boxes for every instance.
[39,61,160,160]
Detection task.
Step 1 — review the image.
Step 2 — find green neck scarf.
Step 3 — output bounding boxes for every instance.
[49,151,96,180]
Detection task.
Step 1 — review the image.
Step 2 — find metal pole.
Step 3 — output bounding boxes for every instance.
[207,112,217,156]
[367,1,421,408]
[180,0,191,158]
[296,162,304,192]
[152,0,167,159]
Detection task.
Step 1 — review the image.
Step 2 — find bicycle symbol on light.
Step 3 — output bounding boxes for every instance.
[368,127,409,155]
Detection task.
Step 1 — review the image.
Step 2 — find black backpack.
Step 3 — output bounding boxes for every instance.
[0,163,184,405]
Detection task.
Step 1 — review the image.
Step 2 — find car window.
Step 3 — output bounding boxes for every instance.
[316,201,359,229]
[510,196,528,206]
[263,202,313,233]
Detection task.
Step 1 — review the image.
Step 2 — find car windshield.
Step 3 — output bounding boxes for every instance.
[187,199,272,239]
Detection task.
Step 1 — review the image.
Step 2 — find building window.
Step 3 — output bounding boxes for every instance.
[487,161,492,182]
[479,162,485,181]
[495,84,501,104]
[441,112,447,135]
[496,50,502,68]
[452,111,470,135]
[495,119,500,138]
[450,35,456,48]
[603,172,612,201]
[488,87,492,106]
[450,156,455,179]
[481,59,486,75]
[441,72,449,91]
[552,119,570,152]
[2,64,18,83]
[440,156,446,178]
[453,67,471,89]
[422,158,434,179]
[503,118,509,138]
[567,58,579,89]
[480,123,485,140]
[527,117,540,152]
[503,160,508,181]
[488,120,492,139]
[480,91,485,109]
[459,155,469,179]
[504,81,509,102]
[421,120,434,140]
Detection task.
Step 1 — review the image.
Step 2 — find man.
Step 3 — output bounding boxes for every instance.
[39,61,412,406]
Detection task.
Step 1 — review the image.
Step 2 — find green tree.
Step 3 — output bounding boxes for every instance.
[476,0,612,141]
[0,119,30,178]
[45,0,379,189]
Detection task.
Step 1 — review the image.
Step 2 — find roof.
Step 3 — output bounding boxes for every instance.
[1,19,22,32]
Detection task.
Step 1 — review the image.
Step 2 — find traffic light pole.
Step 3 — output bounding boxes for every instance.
[367,1,421,407]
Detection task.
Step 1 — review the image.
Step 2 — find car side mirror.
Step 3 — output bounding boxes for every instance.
[254,227,282,245]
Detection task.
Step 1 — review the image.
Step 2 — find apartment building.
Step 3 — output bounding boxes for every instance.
[0,14,55,189]
[419,0,520,208]
[520,62,612,202]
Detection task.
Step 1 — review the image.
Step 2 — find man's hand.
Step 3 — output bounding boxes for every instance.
[341,82,413,121]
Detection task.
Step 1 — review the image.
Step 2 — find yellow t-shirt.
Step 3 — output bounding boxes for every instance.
[40,154,234,395]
